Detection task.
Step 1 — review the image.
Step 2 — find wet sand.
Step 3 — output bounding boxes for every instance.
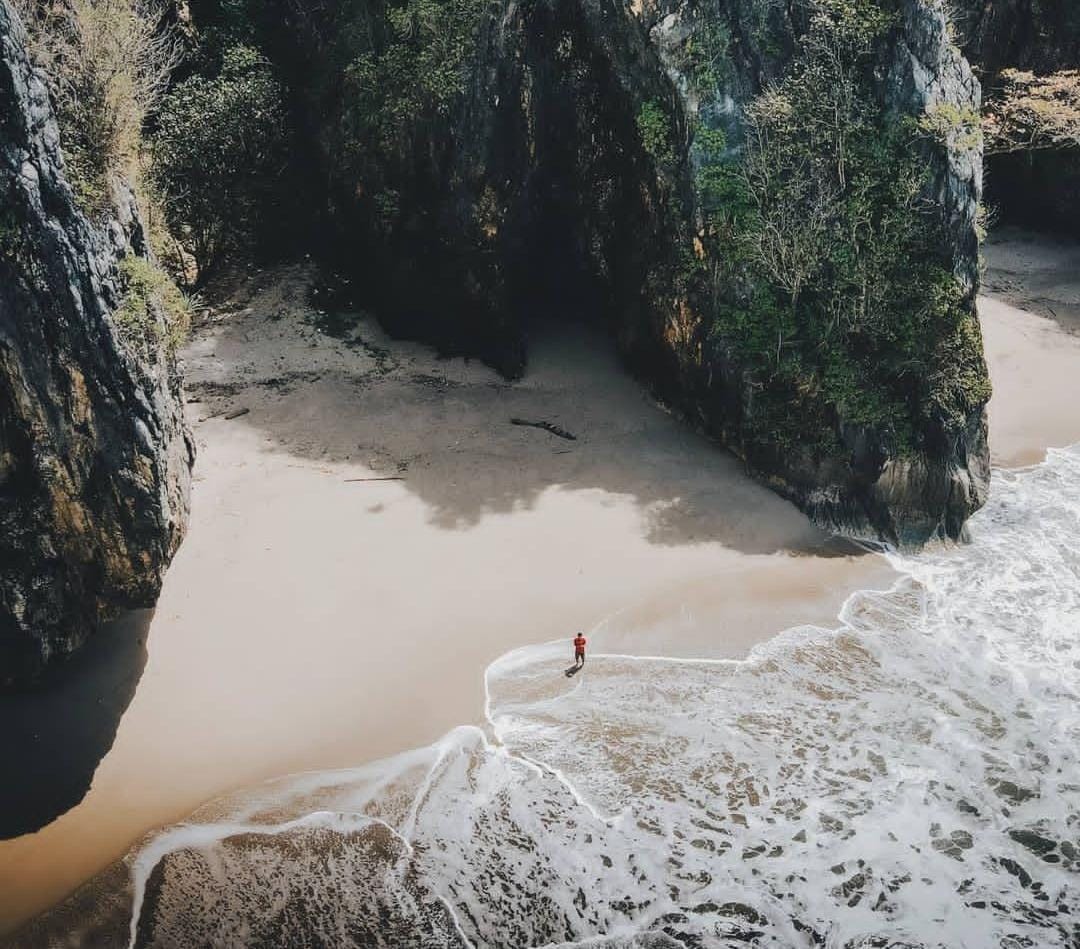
[3,228,1080,936]
[0,268,893,935]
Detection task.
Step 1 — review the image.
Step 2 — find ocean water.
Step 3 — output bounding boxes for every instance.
[52,448,1080,946]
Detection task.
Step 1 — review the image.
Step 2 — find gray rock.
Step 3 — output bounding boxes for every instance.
[298,0,990,546]
[0,2,193,685]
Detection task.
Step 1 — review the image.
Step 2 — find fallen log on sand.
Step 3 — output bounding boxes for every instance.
[510,418,576,441]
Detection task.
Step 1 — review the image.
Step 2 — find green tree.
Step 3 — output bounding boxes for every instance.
[150,45,287,280]
[694,0,990,453]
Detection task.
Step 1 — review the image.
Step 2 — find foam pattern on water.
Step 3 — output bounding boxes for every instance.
[125,449,1080,948]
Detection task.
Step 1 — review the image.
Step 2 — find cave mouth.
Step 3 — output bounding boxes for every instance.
[986,150,1080,239]
[328,0,682,382]
[502,0,675,343]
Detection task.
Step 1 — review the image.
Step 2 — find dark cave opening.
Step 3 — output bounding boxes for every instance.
[503,0,676,341]
[312,0,684,382]
[986,149,1080,240]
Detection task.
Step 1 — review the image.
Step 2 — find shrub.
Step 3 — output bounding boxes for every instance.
[983,69,1080,154]
[679,13,731,98]
[332,0,492,234]
[919,102,982,153]
[11,0,181,216]
[150,44,288,280]
[345,0,491,148]
[636,99,677,169]
[692,0,989,454]
[113,255,191,358]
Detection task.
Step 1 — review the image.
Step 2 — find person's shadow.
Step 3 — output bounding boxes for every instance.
[564,664,581,678]
[0,609,151,839]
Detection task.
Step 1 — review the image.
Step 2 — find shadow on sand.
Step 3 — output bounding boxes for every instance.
[186,270,865,559]
[0,610,151,840]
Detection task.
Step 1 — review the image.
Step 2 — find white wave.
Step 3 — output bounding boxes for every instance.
[121,446,1080,948]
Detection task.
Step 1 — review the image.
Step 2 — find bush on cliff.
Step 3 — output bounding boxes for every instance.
[983,69,1080,154]
[150,44,288,281]
[336,0,491,232]
[687,0,990,456]
[114,255,192,361]
[10,0,180,217]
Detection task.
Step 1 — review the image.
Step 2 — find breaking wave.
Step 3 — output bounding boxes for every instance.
[36,449,1080,947]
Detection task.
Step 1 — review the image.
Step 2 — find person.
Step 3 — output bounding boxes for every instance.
[573,632,587,668]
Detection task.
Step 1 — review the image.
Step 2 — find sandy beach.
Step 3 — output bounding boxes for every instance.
[2,229,1080,937]
[981,228,1080,467]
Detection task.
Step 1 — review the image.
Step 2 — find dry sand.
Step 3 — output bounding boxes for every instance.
[984,226,1080,335]
[981,228,1080,467]
[3,228,1080,935]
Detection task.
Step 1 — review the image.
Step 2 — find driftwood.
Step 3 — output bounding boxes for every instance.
[344,476,405,482]
[224,407,250,420]
[510,418,577,441]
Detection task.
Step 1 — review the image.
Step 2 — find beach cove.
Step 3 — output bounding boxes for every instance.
[3,229,1080,943]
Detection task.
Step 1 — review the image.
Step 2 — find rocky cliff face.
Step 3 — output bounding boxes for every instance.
[278,0,989,546]
[955,0,1080,80]
[955,0,1080,237]
[0,2,193,685]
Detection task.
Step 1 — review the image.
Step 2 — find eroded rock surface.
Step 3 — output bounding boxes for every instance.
[956,0,1080,237]
[278,0,990,545]
[0,3,193,684]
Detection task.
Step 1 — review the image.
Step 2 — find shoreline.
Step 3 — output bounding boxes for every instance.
[0,267,889,936]
[3,228,1080,937]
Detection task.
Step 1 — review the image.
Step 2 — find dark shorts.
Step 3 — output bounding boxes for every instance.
[575,650,585,660]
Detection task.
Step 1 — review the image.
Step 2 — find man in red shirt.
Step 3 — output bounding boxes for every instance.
[573,632,587,668]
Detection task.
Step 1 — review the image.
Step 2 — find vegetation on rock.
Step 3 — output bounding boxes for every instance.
[150,44,288,279]
[10,0,180,217]
[637,100,677,169]
[983,69,1080,154]
[334,0,494,239]
[682,0,989,457]
[114,255,192,359]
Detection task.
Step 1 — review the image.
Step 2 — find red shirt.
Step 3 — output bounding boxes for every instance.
[574,635,586,652]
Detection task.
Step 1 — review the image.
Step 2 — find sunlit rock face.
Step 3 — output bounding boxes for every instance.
[281,0,990,546]
[0,3,193,685]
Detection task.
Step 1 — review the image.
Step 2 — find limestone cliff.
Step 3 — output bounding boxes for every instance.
[277,0,989,546]
[955,0,1080,80]
[956,0,1080,236]
[0,2,193,685]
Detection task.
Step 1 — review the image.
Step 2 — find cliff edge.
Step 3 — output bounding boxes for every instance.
[0,2,193,685]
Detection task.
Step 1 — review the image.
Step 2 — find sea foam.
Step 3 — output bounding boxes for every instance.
[110,446,1080,947]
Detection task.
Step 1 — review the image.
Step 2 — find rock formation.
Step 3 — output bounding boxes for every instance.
[955,0,1080,80]
[278,0,991,545]
[0,2,193,685]
[956,0,1080,236]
